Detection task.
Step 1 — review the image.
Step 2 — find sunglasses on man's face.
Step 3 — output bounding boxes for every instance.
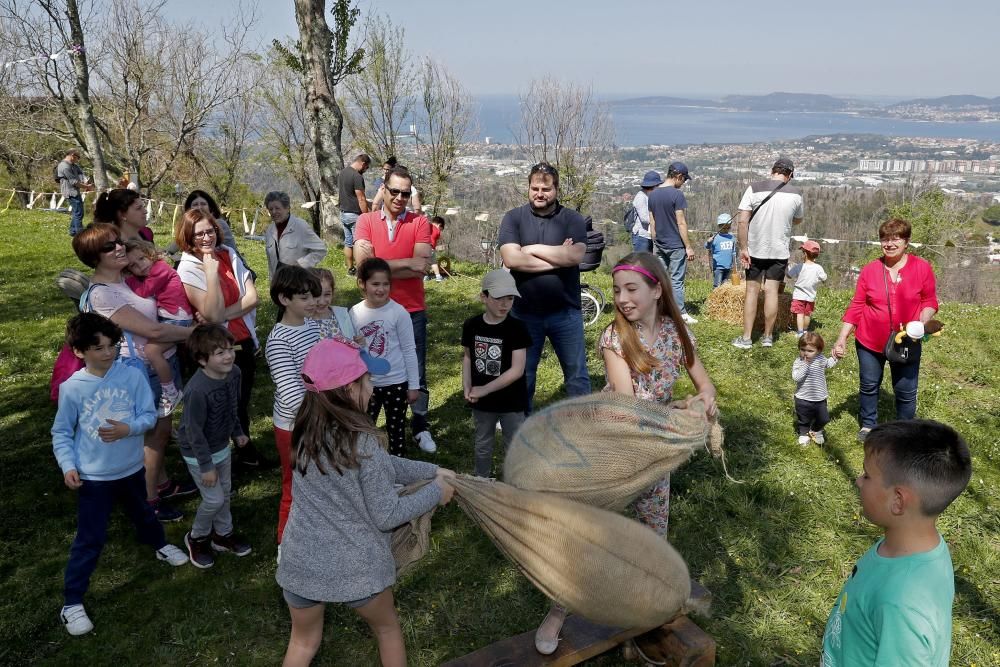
[387,187,412,200]
[99,239,124,253]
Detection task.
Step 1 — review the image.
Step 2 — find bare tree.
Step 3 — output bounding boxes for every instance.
[414,57,474,213]
[516,78,616,213]
[343,14,414,163]
[292,0,363,232]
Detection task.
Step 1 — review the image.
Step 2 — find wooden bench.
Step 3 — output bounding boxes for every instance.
[442,581,715,667]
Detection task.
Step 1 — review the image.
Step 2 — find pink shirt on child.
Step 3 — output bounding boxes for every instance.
[125,259,193,320]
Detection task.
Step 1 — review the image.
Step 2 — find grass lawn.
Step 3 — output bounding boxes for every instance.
[1,210,998,666]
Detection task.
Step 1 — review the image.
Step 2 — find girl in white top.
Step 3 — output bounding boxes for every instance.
[786,240,828,337]
[350,258,420,456]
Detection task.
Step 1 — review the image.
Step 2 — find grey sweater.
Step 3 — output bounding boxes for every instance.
[276,433,440,603]
[177,368,243,472]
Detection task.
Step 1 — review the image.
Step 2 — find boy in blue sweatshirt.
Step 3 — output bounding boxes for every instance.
[704,213,736,288]
[52,313,188,636]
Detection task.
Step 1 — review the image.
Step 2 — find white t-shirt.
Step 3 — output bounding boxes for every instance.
[738,179,804,260]
[350,299,419,389]
[787,262,827,302]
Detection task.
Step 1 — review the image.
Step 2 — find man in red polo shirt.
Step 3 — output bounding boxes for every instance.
[354,167,437,453]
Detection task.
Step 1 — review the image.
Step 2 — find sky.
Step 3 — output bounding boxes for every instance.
[165,0,1000,99]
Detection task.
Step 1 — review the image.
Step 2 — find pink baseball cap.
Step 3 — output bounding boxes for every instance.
[301,337,390,392]
[800,240,821,254]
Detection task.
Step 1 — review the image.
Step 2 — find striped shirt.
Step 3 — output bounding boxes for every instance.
[265,320,320,430]
[792,354,837,401]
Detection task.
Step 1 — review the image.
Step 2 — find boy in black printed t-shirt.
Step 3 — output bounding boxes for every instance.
[461,270,531,477]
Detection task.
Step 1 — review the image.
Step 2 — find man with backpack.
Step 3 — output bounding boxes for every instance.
[56,149,92,237]
[625,171,661,253]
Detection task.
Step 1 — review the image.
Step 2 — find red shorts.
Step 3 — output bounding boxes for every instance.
[790,299,815,315]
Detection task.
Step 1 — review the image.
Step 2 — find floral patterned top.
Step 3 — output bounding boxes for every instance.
[599,317,690,404]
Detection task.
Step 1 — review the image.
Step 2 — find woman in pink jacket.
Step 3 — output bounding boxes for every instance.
[831,218,939,441]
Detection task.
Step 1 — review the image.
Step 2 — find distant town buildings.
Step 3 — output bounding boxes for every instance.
[859,159,1000,174]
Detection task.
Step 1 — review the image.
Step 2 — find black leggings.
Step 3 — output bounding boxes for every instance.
[794,397,829,435]
[233,338,257,438]
[368,383,409,456]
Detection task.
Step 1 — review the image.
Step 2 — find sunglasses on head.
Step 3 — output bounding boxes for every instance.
[386,187,412,199]
[530,162,557,176]
[99,238,124,253]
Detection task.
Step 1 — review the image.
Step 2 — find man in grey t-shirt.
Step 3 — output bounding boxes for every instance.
[56,148,92,237]
[337,153,371,275]
[732,157,804,349]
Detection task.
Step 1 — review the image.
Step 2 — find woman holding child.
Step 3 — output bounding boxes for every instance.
[831,218,939,441]
[176,209,260,461]
[72,223,193,522]
[534,251,717,655]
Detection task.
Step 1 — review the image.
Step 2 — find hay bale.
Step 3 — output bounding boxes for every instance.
[704,281,793,332]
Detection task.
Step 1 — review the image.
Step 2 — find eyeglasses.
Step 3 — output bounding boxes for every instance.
[193,229,217,239]
[386,187,412,200]
[99,239,124,253]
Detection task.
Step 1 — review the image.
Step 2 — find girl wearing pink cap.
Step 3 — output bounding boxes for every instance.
[276,338,455,667]
[787,240,827,337]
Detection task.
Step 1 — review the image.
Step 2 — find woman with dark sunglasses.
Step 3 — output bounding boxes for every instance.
[71,223,194,523]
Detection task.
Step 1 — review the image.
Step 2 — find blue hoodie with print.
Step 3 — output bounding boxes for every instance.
[51,360,157,481]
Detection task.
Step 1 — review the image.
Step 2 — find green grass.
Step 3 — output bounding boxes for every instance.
[2,210,998,666]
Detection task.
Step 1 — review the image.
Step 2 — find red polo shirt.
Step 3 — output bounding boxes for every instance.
[356,209,432,313]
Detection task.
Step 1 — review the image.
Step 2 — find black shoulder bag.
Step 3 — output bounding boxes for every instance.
[747,180,787,224]
[882,264,919,364]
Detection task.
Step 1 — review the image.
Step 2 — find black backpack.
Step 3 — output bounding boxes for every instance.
[622,202,638,228]
[580,216,605,271]
[54,163,62,184]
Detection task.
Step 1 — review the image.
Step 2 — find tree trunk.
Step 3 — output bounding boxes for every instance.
[65,0,108,191]
[293,0,346,234]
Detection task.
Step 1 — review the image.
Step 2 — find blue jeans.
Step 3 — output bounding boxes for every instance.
[340,212,358,247]
[68,195,84,236]
[856,340,921,429]
[409,310,429,435]
[712,266,731,287]
[631,234,652,253]
[516,307,591,413]
[64,468,166,605]
[655,247,688,313]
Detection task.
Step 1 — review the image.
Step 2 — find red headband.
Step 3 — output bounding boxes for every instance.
[612,264,659,283]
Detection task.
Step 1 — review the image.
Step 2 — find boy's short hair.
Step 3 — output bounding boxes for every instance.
[66,312,122,352]
[865,420,972,516]
[186,324,235,365]
[270,264,322,307]
[124,238,157,260]
[798,331,825,352]
[431,215,446,229]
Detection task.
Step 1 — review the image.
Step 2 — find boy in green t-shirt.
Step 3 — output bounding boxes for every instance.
[822,420,971,666]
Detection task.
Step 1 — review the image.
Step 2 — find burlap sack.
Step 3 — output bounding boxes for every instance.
[391,480,435,576]
[504,393,723,511]
[451,475,691,629]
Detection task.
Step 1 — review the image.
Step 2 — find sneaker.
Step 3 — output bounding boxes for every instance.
[157,478,197,501]
[184,532,215,569]
[155,543,189,566]
[347,266,357,276]
[61,604,94,636]
[423,275,430,281]
[211,531,252,557]
[151,499,183,523]
[435,276,443,282]
[760,335,774,348]
[681,313,698,324]
[796,331,806,339]
[811,430,826,445]
[234,442,261,467]
[858,427,872,442]
[731,336,753,350]
[797,435,811,447]
[414,431,437,454]
[157,388,183,418]
[276,543,282,565]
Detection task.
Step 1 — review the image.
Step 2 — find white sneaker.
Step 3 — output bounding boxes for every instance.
[732,336,753,350]
[414,431,437,453]
[811,431,826,445]
[61,604,94,636]
[760,335,774,348]
[797,435,811,447]
[276,543,282,565]
[681,313,698,324]
[157,388,183,418]
[156,544,189,566]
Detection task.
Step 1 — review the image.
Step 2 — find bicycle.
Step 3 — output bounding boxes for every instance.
[580,281,606,327]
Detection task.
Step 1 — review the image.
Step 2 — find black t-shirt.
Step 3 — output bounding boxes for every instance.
[461,314,532,413]
[337,167,365,214]
[497,203,586,315]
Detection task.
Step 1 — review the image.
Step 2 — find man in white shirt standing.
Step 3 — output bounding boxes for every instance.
[629,171,661,253]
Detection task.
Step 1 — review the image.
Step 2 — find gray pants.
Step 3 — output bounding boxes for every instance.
[472,409,526,478]
[185,454,233,540]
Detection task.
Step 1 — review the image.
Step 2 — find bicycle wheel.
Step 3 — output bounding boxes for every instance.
[580,287,601,327]
[589,284,607,313]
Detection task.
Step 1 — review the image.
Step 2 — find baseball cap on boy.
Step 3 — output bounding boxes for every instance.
[716,213,733,226]
[800,240,821,254]
[772,157,795,173]
[481,269,520,298]
[301,337,390,392]
[668,162,690,181]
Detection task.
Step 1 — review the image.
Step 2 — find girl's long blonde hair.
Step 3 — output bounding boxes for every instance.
[610,252,695,374]
[291,381,386,476]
